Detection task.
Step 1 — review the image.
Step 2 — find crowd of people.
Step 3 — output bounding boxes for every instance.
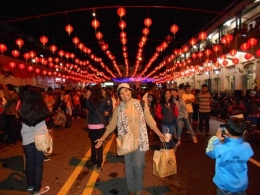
[0,82,258,195]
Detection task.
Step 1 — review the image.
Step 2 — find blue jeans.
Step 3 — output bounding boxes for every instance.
[217,187,246,195]
[176,117,195,140]
[161,124,176,149]
[23,142,45,191]
[124,147,145,194]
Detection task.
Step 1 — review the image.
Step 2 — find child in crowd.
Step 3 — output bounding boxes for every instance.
[206,117,254,195]
[53,106,66,129]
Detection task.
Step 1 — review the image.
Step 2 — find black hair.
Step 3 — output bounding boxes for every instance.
[159,89,173,104]
[226,117,246,137]
[89,85,104,106]
[18,86,50,126]
[171,88,180,101]
[202,84,208,88]
[184,85,191,90]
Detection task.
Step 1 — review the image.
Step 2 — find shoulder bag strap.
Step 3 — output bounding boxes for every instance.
[93,104,106,126]
[164,103,175,115]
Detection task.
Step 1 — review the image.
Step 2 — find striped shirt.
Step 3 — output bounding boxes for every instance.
[196,92,212,113]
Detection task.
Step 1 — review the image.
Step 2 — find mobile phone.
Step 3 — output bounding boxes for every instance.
[220,124,226,136]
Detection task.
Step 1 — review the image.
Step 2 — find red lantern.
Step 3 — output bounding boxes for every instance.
[42,70,47,75]
[222,60,228,67]
[189,38,197,46]
[212,44,221,53]
[142,28,150,36]
[120,31,127,38]
[40,36,48,46]
[50,45,57,53]
[72,37,80,46]
[23,53,30,61]
[232,58,239,64]
[199,32,207,41]
[117,7,126,17]
[225,34,233,43]
[91,19,100,29]
[204,49,212,56]
[256,49,260,57]
[166,35,173,43]
[191,53,197,59]
[27,66,34,72]
[70,53,75,59]
[119,20,126,30]
[9,62,16,69]
[12,50,20,58]
[183,46,189,53]
[220,36,227,45]
[198,51,204,58]
[35,68,40,74]
[18,63,25,69]
[65,24,73,36]
[0,44,7,53]
[49,63,54,68]
[96,31,103,40]
[220,54,226,60]
[229,49,237,57]
[16,38,24,49]
[58,50,65,58]
[55,57,60,63]
[47,57,53,63]
[144,18,152,27]
[29,51,36,58]
[244,53,252,60]
[247,38,258,48]
[78,43,84,50]
[170,24,178,35]
[240,43,249,52]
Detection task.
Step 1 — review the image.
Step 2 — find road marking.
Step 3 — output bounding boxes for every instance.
[82,134,115,194]
[57,134,115,195]
[249,158,260,167]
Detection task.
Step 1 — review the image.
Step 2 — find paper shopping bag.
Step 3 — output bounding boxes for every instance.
[153,147,177,178]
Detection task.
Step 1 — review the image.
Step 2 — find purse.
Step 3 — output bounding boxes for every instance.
[153,142,177,178]
[34,131,53,156]
[116,104,138,155]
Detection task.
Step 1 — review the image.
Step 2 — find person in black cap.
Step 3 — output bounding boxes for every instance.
[2,84,19,145]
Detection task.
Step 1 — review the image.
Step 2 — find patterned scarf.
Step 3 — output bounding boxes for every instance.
[117,99,149,151]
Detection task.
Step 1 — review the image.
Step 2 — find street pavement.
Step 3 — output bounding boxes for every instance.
[0,117,260,195]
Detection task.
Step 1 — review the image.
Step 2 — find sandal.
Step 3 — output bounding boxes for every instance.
[33,186,50,195]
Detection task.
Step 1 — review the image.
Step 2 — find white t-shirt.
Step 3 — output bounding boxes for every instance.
[182,93,194,113]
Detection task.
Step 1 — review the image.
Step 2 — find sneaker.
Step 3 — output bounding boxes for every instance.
[197,131,202,135]
[33,186,50,195]
[27,186,34,191]
[192,136,198,143]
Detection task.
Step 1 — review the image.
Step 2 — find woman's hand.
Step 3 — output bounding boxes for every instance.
[159,134,166,142]
[95,138,104,148]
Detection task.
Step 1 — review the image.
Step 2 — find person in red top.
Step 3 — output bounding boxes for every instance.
[156,89,178,149]
[72,89,81,118]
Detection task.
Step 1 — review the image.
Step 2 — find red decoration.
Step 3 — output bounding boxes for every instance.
[12,50,20,58]
[220,36,227,45]
[225,34,233,43]
[222,60,228,67]
[166,35,173,43]
[232,58,239,64]
[204,49,212,56]
[119,20,126,30]
[65,24,73,36]
[212,44,221,53]
[144,18,152,27]
[117,7,126,17]
[256,49,260,57]
[240,43,249,51]
[35,68,40,74]
[23,53,30,61]
[247,38,258,48]
[72,37,80,46]
[199,32,207,41]
[170,24,178,35]
[244,53,252,60]
[16,38,24,49]
[9,62,16,69]
[42,70,47,75]
[229,49,237,57]
[191,53,197,59]
[58,50,65,58]
[78,43,84,50]
[91,19,100,29]
[50,45,57,53]
[120,31,127,38]
[18,63,25,69]
[0,44,7,53]
[183,46,189,53]
[197,51,204,58]
[189,38,197,46]
[220,54,226,60]
[29,51,36,58]
[27,66,34,72]
[142,28,149,36]
[40,36,48,46]
[96,31,103,40]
